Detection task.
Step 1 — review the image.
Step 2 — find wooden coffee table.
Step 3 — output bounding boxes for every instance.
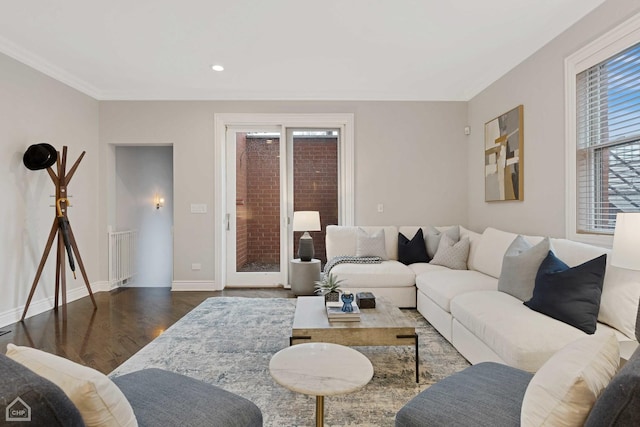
[291,296,419,382]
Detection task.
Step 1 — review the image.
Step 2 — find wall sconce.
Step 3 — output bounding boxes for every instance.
[154,194,165,210]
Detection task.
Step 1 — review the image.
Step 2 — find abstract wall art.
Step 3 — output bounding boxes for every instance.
[484,105,524,202]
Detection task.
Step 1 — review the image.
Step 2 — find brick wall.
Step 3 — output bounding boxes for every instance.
[293,138,338,264]
[235,133,248,269]
[235,135,338,269]
[246,138,281,265]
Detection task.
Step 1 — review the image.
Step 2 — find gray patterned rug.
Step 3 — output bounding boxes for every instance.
[110,297,470,426]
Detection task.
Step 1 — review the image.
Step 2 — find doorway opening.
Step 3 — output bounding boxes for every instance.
[114,145,174,287]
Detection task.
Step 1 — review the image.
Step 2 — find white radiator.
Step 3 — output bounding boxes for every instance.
[108,230,137,287]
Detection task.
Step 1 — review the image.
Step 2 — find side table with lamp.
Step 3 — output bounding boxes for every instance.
[290,211,322,295]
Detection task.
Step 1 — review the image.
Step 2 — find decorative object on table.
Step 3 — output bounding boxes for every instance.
[484,105,524,202]
[341,291,355,312]
[314,273,343,303]
[21,145,97,321]
[326,303,361,322]
[356,292,376,309]
[292,211,321,261]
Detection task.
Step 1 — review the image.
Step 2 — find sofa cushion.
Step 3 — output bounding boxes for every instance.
[330,260,415,288]
[398,229,429,265]
[471,227,518,278]
[425,225,459,259]
[521,332,619,427]
[112,369,262,427]
[599,264,640,340]
[356,228,388,259]
[549,237,640,340]
[408,262,449,276]
[498,236,550,302]
[395,362,532,427]
[0,352,85,426]
[585,345,640,426]
[416,270,497,313]
[325,226,399,260]
[525,252,606,334]
[429,235,469,270]
[6,344,137,427]
[451,291,591,372]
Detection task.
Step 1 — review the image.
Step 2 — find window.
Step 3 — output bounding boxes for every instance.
[566,13,640,244]
[576,42,640,234]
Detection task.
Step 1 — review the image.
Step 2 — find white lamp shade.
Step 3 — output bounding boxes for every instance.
[292,211,321,232]
[611,212,640,271]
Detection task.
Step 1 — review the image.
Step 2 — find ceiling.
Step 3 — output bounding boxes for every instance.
[0,0,606,101]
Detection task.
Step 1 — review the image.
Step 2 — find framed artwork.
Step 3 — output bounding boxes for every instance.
[484,105,524,202]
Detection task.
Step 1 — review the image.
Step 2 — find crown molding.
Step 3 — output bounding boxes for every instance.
[0,35,102,100]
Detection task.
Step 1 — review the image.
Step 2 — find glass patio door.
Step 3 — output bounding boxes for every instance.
[225,127,286,286]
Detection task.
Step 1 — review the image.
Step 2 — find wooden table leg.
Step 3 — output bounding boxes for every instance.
[316,395,324,427]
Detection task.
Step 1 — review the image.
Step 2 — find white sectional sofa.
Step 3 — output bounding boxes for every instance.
[325,225,640,372]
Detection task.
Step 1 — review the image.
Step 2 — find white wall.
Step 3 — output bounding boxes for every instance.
[98,101,468,288]
[467,0,640,237]
[0,52,99,326]
[115,146,173,287]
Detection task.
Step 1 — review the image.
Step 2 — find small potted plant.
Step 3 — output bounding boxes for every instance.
[314,273,344,303]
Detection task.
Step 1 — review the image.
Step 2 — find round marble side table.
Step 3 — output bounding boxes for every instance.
[269,342,373,427]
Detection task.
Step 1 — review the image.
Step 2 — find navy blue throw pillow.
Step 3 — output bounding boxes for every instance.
[524,251,606,334]
[398,229,430,265]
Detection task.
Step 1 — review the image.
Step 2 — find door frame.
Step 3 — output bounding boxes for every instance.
[214,113,354,289]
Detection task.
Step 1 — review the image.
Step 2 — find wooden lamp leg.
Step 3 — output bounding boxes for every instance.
[21,217,59,321]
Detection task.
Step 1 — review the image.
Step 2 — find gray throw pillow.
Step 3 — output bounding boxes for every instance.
[426,225,460,258]
[498,236,550,301]
[355,228,388,260]
[429,234,469,270]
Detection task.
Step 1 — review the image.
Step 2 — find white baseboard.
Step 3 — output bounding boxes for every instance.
[0,281,110,328]
[171,280,218,291]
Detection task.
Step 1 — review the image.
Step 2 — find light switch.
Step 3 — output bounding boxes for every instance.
[191,204,207,214]
[377,204,384,213]
[191,263,201,271]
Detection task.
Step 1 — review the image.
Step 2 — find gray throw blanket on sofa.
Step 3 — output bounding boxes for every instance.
[323,255,382,277]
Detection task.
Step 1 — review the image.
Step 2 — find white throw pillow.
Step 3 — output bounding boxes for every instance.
[355,228,388,260]
[429,234,469,270]
[520,332,619,427]
[6,344,138,427]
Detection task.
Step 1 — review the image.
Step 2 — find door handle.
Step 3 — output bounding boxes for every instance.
[226,213,230,231]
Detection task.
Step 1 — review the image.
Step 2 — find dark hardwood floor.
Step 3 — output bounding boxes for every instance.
[0,287,295,374]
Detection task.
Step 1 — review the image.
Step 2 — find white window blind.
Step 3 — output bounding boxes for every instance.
[576,41,640,234]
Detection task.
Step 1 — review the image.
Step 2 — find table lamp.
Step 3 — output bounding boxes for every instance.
[611,212,640,341]
[293,211,321,261]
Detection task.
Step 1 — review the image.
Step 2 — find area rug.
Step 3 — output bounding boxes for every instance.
[110,297,470,426]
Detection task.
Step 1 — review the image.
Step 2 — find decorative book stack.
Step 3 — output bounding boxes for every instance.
[326,302,361,322]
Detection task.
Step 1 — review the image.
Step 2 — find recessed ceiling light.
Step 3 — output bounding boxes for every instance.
[211,64,224,72]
